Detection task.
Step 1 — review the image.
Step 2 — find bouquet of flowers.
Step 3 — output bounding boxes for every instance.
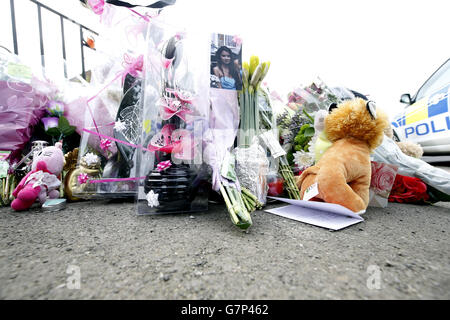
[0,51,54,165]
[373,135,450,202]
[136,19,210,215]
[0,51,62,205]
[234,56,271,208]
[272,80,345,200]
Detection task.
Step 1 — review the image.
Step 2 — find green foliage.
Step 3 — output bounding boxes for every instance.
[44,116,76,139]
[293,124,315,153]
[58,116,76,136]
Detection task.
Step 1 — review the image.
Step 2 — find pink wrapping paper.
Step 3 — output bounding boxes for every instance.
[0,78,49,163]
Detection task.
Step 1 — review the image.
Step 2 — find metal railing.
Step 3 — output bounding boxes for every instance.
[9,0,98,79]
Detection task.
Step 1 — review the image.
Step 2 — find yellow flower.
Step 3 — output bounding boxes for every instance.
[250,64,263,88]
[249,56,259,77]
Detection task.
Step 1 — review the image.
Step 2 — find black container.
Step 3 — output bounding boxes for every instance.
[142,162,210,214]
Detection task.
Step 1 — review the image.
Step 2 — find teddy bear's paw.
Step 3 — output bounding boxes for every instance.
[11,199,33,211]
[17,187,40,202]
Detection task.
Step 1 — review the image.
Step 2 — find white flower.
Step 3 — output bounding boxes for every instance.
[83,152,99,166]
[293,150,314,170]
[146,190,159,208]
[114,119,126,132]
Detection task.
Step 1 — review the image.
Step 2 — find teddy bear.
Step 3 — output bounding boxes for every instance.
[11,142,64,211]
[295,98,389,212]
[383,123,424,158]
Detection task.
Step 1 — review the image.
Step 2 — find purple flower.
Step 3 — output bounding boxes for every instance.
[42,117,59,131]
[47,100,65,117]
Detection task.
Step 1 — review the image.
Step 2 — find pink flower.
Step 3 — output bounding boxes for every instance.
[147,124,183,154]
[100,139,112,152]
[42,117,59,131]
[147,124,194,160]
[47,100,65,116]
[162,57,174,69]
[370,162,398,197]
[159,91,193,122]
[77,173,89,185]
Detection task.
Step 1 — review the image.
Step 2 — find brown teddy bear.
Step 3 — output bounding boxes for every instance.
[295,98,389,212]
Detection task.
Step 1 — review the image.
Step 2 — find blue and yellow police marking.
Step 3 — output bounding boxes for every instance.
[392,84,449,128]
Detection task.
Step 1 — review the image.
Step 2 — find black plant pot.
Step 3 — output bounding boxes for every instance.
[144,162,196,212]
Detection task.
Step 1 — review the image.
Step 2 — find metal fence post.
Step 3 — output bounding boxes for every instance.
[10,0,18,55]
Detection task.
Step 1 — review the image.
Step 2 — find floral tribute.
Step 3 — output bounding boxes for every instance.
[138,29,209,215]
[388,174,430,204]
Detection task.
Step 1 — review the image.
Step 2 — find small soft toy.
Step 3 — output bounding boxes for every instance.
[383,124,424,158]
[295,98,389,212]
[11,142,64,211]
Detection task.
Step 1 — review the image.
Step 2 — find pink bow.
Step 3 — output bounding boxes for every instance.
[100,138,112,152]
[122,54,144,84]
[78,173,89,185]
[156,160,172,172]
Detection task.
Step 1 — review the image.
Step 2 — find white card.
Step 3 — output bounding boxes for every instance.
[259,130,286,158]
[265,197,364,231]
[303,182,319,201]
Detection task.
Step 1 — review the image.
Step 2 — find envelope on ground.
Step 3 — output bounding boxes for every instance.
[265,197,365,231]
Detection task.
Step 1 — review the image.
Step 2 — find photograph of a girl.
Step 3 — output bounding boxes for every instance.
[210,34,242,90]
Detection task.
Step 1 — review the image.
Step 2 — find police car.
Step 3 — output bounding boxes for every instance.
[392,58,450,155]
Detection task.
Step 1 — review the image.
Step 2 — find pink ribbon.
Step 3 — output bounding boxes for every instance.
[85,53,143,145]
[89,176,146,183]
[82,128,153,152]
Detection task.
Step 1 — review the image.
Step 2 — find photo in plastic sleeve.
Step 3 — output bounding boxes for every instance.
[210,33,242,91]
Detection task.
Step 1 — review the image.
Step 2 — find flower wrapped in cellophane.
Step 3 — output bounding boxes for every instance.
[276,79,355,170]
[136,19,210,215]
[0,51,59,205]
[233,56,272,208]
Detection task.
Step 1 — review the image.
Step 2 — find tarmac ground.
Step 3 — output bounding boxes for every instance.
[1,197,449,300]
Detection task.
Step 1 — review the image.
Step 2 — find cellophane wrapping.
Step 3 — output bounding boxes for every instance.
[136,18,210,214]
[0,51,55,165]
[70,5,153,199]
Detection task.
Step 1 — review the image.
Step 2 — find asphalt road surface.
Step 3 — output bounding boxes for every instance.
[1,196,449,300]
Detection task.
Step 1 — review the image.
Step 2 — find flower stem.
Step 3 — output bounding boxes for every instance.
[219,183,239,225]
[279,160,301,200]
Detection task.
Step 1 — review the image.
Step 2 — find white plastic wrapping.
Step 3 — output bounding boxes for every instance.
[372,136,450,195]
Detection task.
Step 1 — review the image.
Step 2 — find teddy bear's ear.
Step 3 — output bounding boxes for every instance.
[328,103,338,113]
[55,142,63,149]
[366,101,377,119]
